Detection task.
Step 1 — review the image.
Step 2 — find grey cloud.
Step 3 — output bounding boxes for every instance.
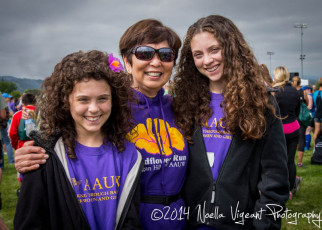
[0,0,321,79]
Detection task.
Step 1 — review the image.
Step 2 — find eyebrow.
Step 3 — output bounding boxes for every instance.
[192,44,221,53]
[75,93,111,98]
[208,45,220,50]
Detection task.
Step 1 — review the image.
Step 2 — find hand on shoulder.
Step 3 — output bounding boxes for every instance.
[15,140,49,174]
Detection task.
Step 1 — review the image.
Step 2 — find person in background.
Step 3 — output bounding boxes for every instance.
[301,85,314,151]
[172,15,289,229]
[0,93,8,209]
[14,50,143,229]
[273,66,302,199]
[292,76,308,104]
[9,93,37,188]
[9,93,37,150]
[2,93,16,113]
[0,93,14,164]
[15,95,23,112]
[313,77,322,147]
[291,76,308,167]
[260,63,273,87]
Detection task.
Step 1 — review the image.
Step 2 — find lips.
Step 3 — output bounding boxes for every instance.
[84,116,101,122]
[206,65,219,72]
[146,72,162,77]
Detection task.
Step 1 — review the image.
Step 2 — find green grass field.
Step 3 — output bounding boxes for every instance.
[281,148,322,230]
[0,155,20,230]
[0,148,321,229]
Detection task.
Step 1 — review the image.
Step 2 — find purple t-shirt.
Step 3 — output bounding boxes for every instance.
[202,93,232,181]
[66,141,138,230]
[8,101,16,113]
[197,93,232,230]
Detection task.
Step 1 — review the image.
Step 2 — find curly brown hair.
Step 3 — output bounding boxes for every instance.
[38,50,135,158]
[172,15,275,142]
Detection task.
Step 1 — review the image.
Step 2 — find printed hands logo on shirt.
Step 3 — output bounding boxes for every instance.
[127,118,185,156]
[71,178,82,189]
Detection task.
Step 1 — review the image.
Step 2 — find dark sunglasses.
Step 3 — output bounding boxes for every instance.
[131,46,175,62]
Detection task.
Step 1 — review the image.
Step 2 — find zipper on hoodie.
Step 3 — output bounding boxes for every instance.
[198,126,220,205]
[211,135,235,204]
[211,183,216,203]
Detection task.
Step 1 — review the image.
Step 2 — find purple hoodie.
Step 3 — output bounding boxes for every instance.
[127,88,189,230]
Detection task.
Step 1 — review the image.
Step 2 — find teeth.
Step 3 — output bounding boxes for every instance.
[85,116,100,121]
[207,66,218,72]
[146,72,161,77]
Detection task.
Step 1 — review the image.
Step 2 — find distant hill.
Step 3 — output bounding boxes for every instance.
[0,76,43,93]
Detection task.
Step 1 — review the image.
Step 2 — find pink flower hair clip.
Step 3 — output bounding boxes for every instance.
[108,53,124,73]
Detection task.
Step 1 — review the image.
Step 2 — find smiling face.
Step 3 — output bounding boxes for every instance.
[124,41,174,98]
[69,79,112,139]
[191,31,225,93]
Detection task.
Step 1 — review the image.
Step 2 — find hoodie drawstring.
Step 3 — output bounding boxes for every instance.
[142,94,174,194]
[143,96,164,156]
[159,96,173,149]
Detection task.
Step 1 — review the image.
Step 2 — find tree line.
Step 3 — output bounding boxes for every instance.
[0,80,40,98]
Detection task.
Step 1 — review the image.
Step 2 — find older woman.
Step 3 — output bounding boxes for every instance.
[119,19,189,230]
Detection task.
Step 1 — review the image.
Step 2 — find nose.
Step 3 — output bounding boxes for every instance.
[149,53,162,67]
[88,101,99,113]
[204,54,214,65]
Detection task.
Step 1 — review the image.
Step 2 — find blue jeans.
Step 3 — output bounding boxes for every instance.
[1,126,14,164]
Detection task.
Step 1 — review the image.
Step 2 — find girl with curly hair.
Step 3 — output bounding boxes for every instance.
[14,50,143,230]
[172,15,289,229]
[14,19,189,230]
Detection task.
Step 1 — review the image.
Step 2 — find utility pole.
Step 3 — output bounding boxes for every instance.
[294,23,308,78]
[267,51,275,75]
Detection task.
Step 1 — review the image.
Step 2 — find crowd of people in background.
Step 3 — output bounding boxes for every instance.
[0,14,321,230]
[0,92,38,211]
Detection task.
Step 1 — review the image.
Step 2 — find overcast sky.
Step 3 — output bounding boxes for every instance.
[1,0,321,80]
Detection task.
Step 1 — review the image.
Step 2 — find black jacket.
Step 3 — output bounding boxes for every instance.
[182,96,289,230]
[14,132,143,230]
[274,82,301,124]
